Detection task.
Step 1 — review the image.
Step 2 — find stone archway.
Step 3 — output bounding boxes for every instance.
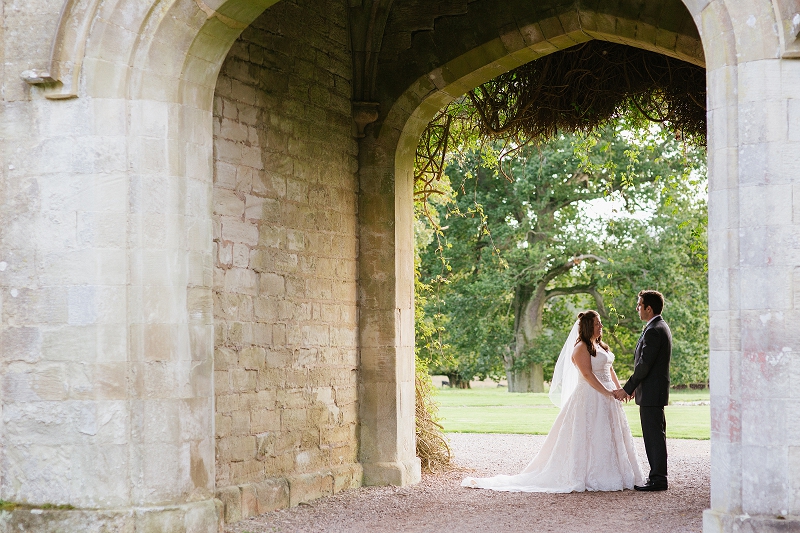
[2,0,799,531]
[359,1,799,532]
[355,0,709,513]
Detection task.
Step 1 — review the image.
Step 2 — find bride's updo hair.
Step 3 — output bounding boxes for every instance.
[575,310,609,357]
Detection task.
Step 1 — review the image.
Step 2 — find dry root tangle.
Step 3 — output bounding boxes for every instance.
[414,40,706,187]
[415,374,452,473]
[468,40,706,145]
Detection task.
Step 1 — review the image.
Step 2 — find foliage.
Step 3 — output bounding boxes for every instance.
[415,122,709,386]
[413,178,455,466]
[600,162,709,383]
[521,297,577,384]
[413,41,706,196]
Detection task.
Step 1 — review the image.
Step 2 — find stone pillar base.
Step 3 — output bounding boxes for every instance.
[362,458,421,486]
[0,499,220,533]
[704,509,800,532]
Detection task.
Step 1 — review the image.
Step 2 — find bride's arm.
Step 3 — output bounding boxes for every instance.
[572,345,615,398]
[610,366,621,389]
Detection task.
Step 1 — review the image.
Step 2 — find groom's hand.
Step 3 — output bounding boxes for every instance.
[624,391,633,402]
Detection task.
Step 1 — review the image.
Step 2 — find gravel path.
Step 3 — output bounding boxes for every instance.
[226,434,710,533]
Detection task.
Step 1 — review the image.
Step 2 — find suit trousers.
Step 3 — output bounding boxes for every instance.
[639,405,667,484]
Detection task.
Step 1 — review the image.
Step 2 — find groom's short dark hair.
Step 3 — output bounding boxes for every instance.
[638,290,664,315]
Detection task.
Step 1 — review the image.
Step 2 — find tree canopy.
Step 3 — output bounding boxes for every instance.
[415,122,708,390]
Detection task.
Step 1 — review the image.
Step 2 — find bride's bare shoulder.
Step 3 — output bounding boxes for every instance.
[571,342,589,361]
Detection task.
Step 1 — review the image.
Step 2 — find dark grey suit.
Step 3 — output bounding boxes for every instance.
[623,315,672,484]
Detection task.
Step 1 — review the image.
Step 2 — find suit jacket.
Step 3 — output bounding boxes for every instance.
[623,315,672,406]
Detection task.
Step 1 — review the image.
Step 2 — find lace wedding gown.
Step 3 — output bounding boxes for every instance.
[462,346,645,492]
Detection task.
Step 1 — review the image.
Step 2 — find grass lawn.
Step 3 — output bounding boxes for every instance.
[435,387,710,440]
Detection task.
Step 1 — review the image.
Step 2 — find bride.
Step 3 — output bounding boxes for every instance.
[462,310,645,492]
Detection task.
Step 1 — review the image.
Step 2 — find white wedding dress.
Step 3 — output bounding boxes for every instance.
[462,343,645,493]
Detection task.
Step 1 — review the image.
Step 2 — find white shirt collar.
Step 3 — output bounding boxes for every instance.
[645,314,661,327]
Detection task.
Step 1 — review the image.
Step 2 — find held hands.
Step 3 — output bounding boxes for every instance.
[612,388,632,402]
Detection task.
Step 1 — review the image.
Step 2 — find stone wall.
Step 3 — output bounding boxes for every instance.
[211,0,362,521]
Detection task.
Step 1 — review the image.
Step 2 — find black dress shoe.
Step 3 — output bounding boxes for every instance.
[634,481,668,491]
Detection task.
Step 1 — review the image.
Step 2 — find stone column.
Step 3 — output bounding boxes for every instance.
[0,4,224,531]
[357,122,421,486]
[0,95,218,533]
[703,48,800,533]
[124,98,218,521]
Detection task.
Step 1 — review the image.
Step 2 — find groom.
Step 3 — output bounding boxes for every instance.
[613,289,672,492]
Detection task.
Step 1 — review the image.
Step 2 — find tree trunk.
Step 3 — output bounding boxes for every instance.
[445,373,470,389]
[510,283,548,393]
[505,361,544,393]
[510,257,608,394]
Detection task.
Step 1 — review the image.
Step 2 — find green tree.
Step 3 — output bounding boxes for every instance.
[417,124,708,391]
[600,167,708,383]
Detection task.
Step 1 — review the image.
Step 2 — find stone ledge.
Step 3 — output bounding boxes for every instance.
[703,509,800,532]
[0,499,219,533]
[216,463,363,524]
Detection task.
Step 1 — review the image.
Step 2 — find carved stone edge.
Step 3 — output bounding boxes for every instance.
[353,101,381,138]
[20,0,101,99]
[773,4,800,58]
[21,0,260,100]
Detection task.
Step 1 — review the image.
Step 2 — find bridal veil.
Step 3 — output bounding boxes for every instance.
[548,320,580,408]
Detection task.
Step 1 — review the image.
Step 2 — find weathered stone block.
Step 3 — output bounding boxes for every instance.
[229,459,266,484]
[320,425,353,448]
[183,500,220,533]
[253,478,290,513]
[217,435,257,464]
[0,509,135,533]
[230,369,257,392]
[239,483,259,519]
[223,268,258,296]
[135,507,184,533]
[213,189,244,218]
[288,471,334,506]
[215,485,242,524]
[216,413,232,438]
[251,409,280,433]
[239,346,265,370]
[332,463,363,493]
[220,220,259,246]
[231,411,251,436]
[0,326,42,362]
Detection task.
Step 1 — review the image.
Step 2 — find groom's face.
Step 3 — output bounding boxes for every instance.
[636,297,652,321]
